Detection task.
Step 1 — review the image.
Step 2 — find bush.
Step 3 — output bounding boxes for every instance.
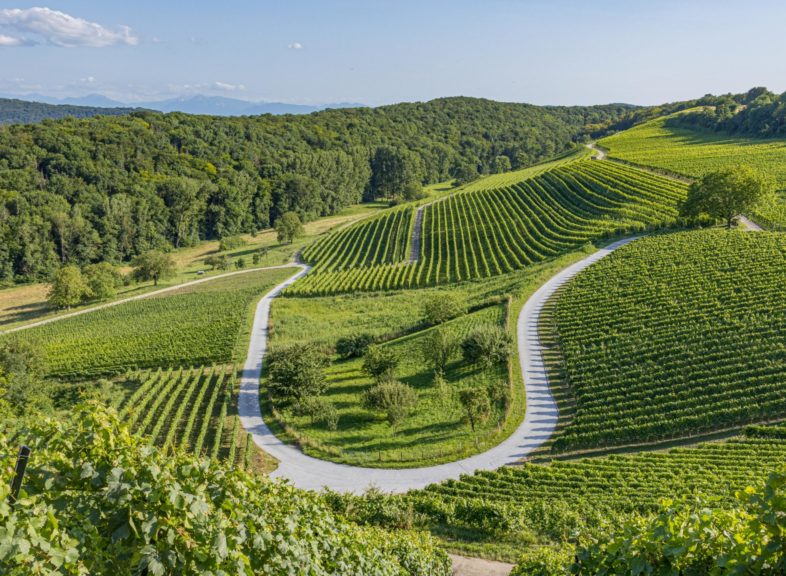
[336,333,375,360]
[82,262,122,301]
[422,293,465,325]
[421,328,458,374]
[461,324,512,367]
[219,235,246,251]
[267,343,330,400]
[362,345,399,383]
[292,396,340,430]
[205,254,230,271]
[363,379,418,426]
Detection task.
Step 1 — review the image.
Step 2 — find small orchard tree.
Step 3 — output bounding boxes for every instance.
[462,325,512,368]
[459,388,491,432]
[205,254,230,271]
[218,235,245,251]
[422,293,465,325]
[82,262,122,301]
[267,343,329,400]
[292,396,339,430]
[131,251,176,286]
[362,379,418,426]
[48,265,92,309]
[362,345,399,383]
[235,257,246,269]
[680,166,775,229]
[275,212,304,244]
[336,333,375,360]
[421,328,458,375]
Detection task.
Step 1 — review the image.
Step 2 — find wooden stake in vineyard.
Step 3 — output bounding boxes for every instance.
[8,445,31,504]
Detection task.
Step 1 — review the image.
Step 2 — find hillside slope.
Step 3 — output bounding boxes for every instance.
[0,97,136,124]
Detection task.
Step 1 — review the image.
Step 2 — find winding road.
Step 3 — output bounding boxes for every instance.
[238,237,639,493]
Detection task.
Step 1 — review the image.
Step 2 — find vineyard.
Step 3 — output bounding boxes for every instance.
[599,113,786,226]
[265,302,516,467]
[112,365,264,469]
[292,159,687,295]
[551,230,786,451]
[387,427,786,561]
[1,267,296,377]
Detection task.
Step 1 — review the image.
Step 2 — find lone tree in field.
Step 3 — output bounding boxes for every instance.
[275,212,304,244]
[48,265,91,309]
[459,388,491,433]
[131,251,176,286]
[362,345,399,383]
[362,379,418,426]
[680,166,775,229]
[422,293,465,325]
[421,328,458,375]
[267,343,329,400]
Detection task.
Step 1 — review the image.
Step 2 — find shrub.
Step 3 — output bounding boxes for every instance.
[421,328,458,374]
[461,324,512,367]
[336,333,375,360]
[82,262,122,301]
[458,388,491,432]
[218,235,246,251]
[267,343,329,400]
[293,396,340,430]
[422,293,465,325]
[363,379,418,426]
[362,345,399,383]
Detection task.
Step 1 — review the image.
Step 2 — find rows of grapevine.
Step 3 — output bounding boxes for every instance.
[116,365,255,468]
[301,206,414,271]
[291,159,686,295]
[1,267,296,377]
[551,230,786,451]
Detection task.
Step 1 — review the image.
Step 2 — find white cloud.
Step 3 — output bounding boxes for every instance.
[288,42,302,50]
[0,33,23,46]
[0,7,138,48]
[213,81,246,92]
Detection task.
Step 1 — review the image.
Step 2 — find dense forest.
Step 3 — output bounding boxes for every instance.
[0,98,136,125]
[669,87,786,137]
[0,97,635,283]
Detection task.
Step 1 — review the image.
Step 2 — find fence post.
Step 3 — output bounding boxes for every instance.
[8,445,30,504]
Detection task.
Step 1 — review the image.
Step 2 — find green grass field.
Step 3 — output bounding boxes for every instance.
[551,229,786,452]
[295,159,686,295]
[3,267,296,377]
[599,113,786,226]
[265,304,510,467]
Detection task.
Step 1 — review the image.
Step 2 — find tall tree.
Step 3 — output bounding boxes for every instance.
[680,166,775,228]
[275,212,304,244]
[131,251,176,286]
[48,264,92,309]
[368,146,422,200]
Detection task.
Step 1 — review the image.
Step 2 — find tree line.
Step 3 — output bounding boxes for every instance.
[0,97,634,283]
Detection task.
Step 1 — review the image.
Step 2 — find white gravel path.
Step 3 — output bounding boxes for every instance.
[239,237,639,493]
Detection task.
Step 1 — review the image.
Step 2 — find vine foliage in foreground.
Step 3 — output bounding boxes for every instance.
[0,403,450,575]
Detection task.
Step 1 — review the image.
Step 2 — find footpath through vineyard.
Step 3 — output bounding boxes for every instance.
[239,237,639,492]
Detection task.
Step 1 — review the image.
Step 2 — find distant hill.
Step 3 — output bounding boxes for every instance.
[0,98,137,125]
[2,94,365,119]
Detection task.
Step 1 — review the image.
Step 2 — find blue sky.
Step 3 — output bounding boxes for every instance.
[0,0,784,106]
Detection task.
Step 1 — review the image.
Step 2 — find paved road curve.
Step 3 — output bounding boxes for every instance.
[238,237,639,493]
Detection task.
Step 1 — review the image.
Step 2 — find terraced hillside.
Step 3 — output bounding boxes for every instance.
[387,426,786,561]
[293,159,687,295]
[551,230,786,452]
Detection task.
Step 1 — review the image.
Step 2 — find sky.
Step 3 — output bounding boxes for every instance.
[0,0,785,107]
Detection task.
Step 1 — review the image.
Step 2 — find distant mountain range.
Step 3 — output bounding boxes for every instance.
[2,93,365,118]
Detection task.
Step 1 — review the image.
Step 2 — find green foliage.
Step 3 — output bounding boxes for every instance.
[423,292,466,325]
[4,268,295,377]
[565,468,786,575]
[363,379,419,426]
[335,332,375,359]
[362,345,400,383]
[369,146,422,200]
[47,264,92,309]
[275,211,305,244]
[293,159,686,295]
[421,328,459,374]
[204,253,230,270]
[218,235,246,251]
[267,343,330,400]
[458,387,490,432]
[292,396,340,430]
[0,339,46,418]
[0,99,634,282]
[681,166,775,227]
[131,250,176,286]
[552,230,786,451]
[461,324,512,367]
[0,97,135,124]
[0,404,451,575]
[82,262,122,301]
